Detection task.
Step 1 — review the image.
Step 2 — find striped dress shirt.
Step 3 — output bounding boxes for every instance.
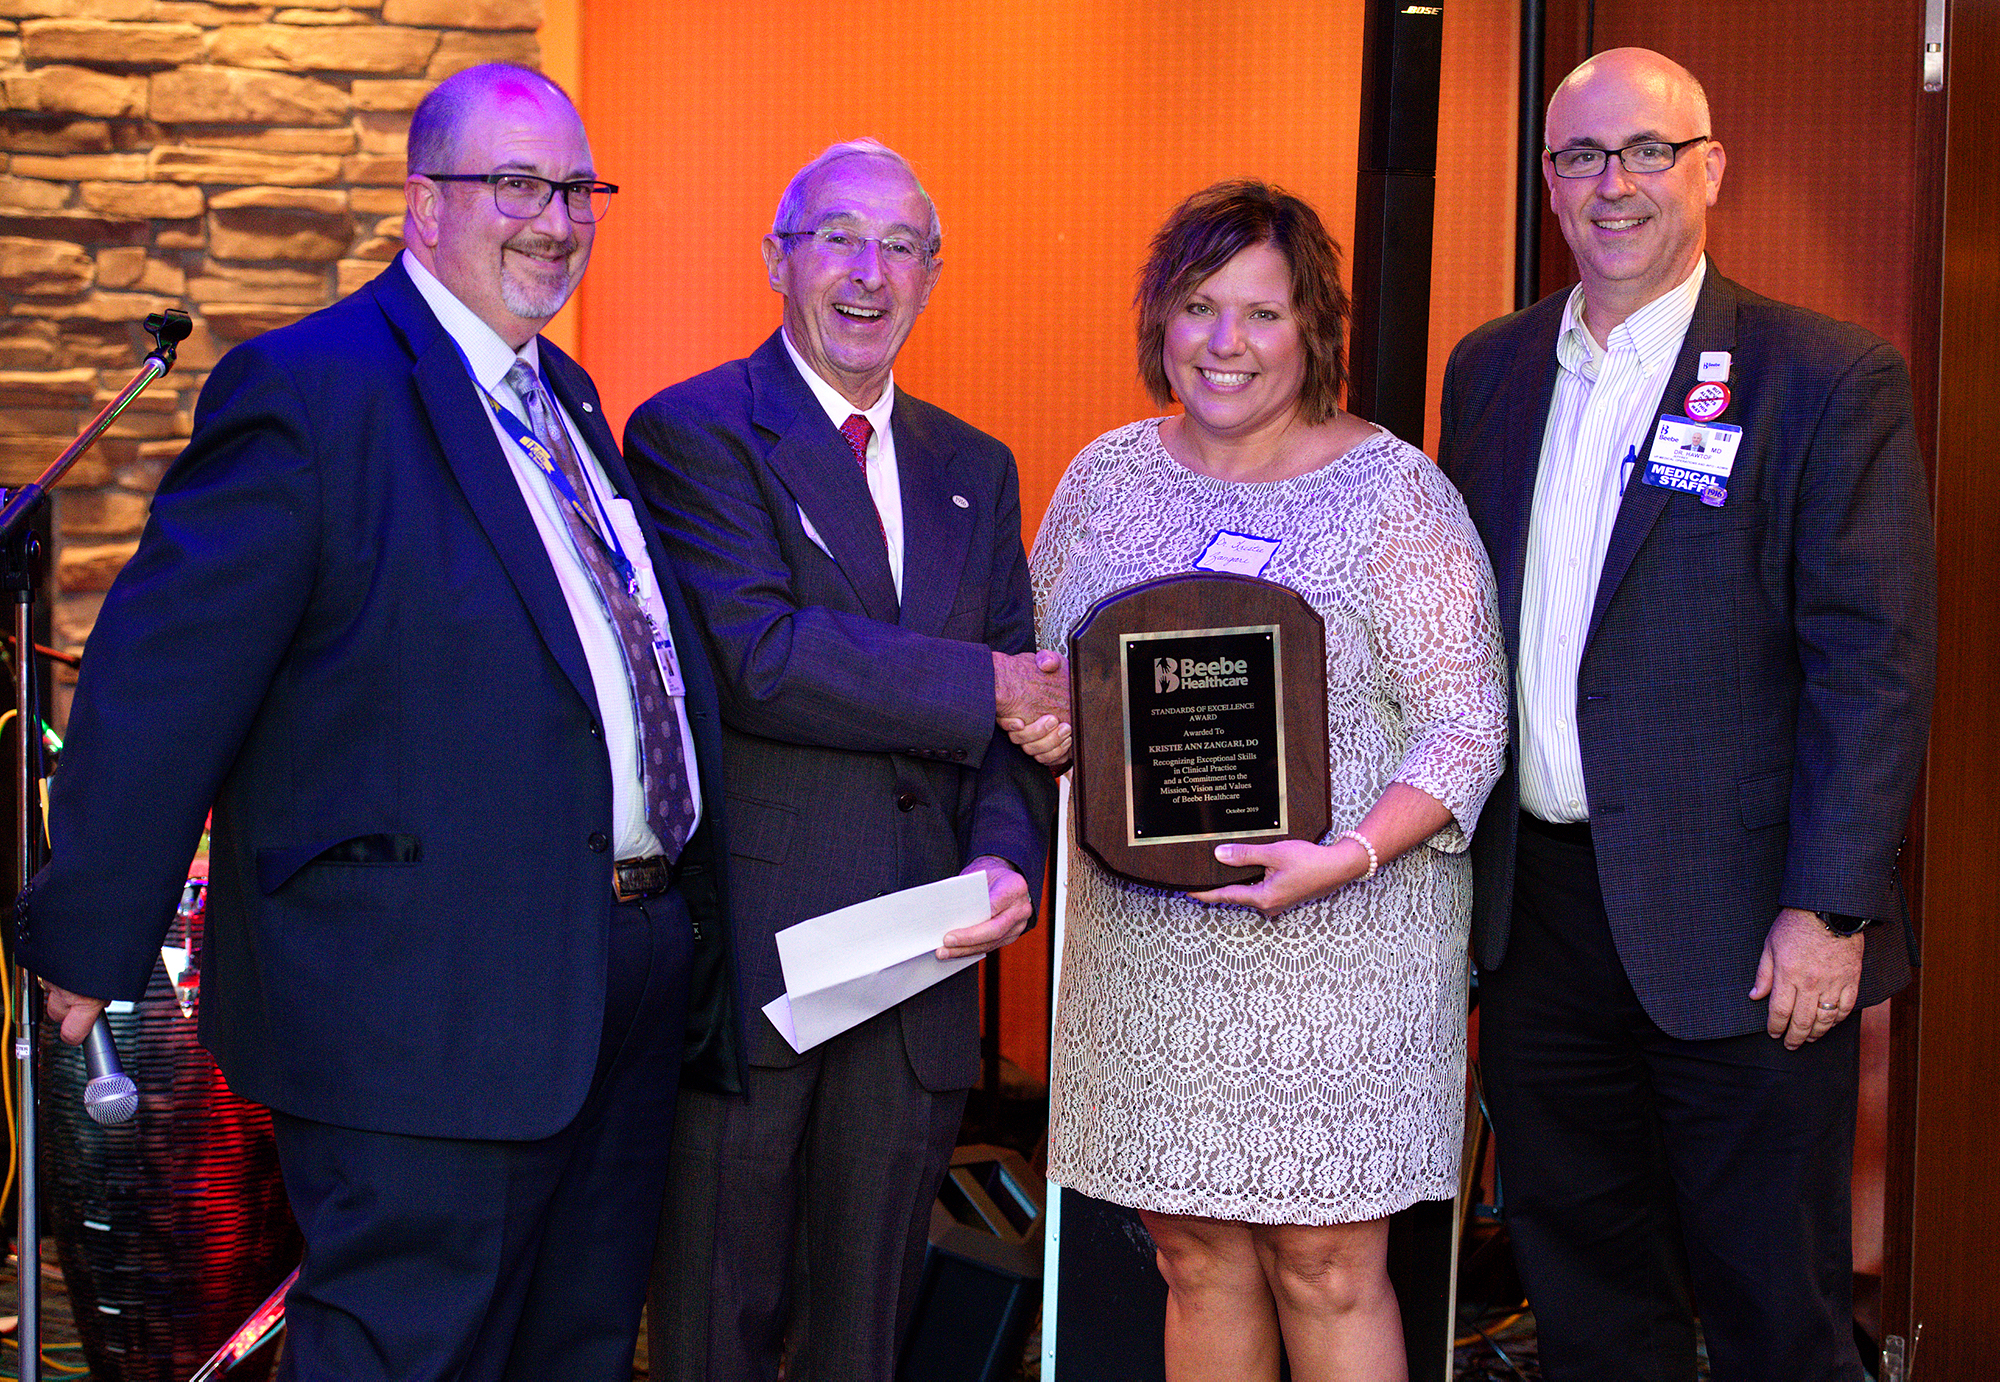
[1516,258,1706,823]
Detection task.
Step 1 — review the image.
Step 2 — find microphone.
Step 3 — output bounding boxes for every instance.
[81,1021,138,1126]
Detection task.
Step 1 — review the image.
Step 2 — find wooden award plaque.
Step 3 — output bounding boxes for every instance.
[1067,572,1330,890]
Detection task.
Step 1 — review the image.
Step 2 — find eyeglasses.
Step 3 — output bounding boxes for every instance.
[1545,136,1710,179]
[423,173,619,223]
[774,226,933,266]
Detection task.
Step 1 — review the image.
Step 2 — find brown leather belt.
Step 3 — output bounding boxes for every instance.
[613,854,681,902]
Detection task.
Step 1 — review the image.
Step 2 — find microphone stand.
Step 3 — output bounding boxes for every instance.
[2,309,191,1380]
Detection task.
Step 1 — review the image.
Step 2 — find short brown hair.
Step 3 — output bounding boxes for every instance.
[1135,181,1350,426]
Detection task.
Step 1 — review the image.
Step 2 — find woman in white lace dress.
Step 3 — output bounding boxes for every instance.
[1009,183,1506,1380]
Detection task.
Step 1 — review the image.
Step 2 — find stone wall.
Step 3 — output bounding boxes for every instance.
[0,0,542,720]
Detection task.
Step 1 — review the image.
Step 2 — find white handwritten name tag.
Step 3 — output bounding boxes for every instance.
[1192,530,1281,577]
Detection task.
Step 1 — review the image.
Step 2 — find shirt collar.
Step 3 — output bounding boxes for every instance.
[401,249,542,398]
[1556,255,1707,379]
[780,328,897,440]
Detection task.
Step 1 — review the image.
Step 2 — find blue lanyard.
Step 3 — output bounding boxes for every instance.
[456,344,637,587]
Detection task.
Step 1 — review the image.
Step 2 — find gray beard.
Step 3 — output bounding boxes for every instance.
[501,268,575,321]
[500,240,583,320]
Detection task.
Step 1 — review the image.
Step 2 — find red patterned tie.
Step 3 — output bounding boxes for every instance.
[839,413,873,471]
[841,413,888,549]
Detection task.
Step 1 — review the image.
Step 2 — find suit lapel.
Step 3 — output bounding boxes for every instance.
[891,394,969,636]
[373,263,597,714]
[1492,298,1567,669]
[541,343,622,490]
[1585,271,1740,646]
[748,336,900,622]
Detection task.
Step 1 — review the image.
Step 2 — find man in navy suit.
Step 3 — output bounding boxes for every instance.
[17,65,738,1381]
[625,140,1059,1381]
[1440,48,1935,1382]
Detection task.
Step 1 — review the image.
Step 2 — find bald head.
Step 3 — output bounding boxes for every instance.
[1546,48,1710,148]
[1542,47,1724,336]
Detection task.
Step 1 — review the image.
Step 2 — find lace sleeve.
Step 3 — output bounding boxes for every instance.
[1367,449,1509,852]
[1029,437,1100,651]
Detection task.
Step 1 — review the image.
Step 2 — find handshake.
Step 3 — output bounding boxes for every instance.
[992,649,1072,769]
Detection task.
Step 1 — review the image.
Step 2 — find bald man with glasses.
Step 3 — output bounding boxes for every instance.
[1440,48,1934,1382]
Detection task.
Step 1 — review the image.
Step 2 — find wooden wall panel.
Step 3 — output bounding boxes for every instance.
[1904,0,2000,1369]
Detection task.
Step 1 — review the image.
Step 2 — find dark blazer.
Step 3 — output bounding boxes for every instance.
[18,257,742,1137]
[1439,268,1935,1041]
[625,330,1053,1090]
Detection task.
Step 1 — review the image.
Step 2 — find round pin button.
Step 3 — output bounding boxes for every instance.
[1685,381,1731,422]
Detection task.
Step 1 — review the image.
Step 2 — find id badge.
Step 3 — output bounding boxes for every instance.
[1642,415,1744,505]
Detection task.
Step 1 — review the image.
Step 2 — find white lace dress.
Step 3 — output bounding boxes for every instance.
[1036,418,1507,1225]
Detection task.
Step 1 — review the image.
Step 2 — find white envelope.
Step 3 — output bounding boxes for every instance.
[761,871,989,1053]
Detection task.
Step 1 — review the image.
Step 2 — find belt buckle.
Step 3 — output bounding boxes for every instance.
[614,855,672,902]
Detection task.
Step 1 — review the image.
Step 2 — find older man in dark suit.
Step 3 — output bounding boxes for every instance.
[1439,47,1934,1382]
[626,139,1059,1381]
[18,65,737,1381]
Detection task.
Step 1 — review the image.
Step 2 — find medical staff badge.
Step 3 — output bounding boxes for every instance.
[1642,414,1744,507]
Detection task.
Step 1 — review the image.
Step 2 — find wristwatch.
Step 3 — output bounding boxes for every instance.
[1813,910,1875,937]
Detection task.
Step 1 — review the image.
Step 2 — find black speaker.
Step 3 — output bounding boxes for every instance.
[898,1144,1045,1382]
[1348,0,1446,448]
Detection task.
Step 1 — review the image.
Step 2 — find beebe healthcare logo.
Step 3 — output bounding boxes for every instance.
[1154,654,1250,694]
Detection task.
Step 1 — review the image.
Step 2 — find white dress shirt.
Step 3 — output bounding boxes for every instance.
[1516,258,1707,823]
[780,329,906,598]
[403,250,700,858]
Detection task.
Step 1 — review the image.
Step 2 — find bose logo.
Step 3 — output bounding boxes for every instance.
[1402,5,1442,13]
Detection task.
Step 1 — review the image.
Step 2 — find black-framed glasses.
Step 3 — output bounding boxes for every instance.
[423,172,619,223]
[1545,136,1710,179]
[774,226,934,266]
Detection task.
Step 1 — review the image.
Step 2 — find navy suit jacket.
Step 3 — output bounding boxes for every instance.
[1439,269,1935,1041]
[624,331,1054,1090]
[18,257,743,1138]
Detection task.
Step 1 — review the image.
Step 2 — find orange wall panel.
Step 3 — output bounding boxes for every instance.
[576,3,1519,1078]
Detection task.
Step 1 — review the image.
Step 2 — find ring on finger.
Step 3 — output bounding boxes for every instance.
[1816,1000,1839,1011]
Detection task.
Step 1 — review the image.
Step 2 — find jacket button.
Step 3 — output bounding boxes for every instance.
[587,831,609,853]
[588,721,602,739]
[952,748,966,761]
[896,791,919,812]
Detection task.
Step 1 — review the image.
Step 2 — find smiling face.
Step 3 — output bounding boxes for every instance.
[761,153,941,409]
[1163,240,1306,446]
[1543,48,1724,332]
[405,73,594,349]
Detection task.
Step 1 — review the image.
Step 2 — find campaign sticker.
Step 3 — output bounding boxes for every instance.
[1685,381,1732,422]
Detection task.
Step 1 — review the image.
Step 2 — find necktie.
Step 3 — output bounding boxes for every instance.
[504,359,695,860]
[839,413,873,471]
[840,412,890,552]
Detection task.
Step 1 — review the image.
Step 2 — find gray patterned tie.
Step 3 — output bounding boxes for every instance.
[505,359,695,860]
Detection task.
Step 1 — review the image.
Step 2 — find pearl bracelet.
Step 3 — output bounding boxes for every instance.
[1336,828,1379,881]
